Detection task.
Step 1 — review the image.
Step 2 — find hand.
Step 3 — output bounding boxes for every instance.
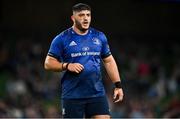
[67,63,84,73]
[113,88,124,103]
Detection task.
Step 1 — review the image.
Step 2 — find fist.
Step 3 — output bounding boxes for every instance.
[113,88,124,103]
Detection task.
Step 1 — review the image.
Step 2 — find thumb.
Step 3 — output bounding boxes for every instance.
[114,91,117,99]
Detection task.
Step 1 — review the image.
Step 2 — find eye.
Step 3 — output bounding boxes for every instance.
[87,14,91,17]
[78,14,84,17]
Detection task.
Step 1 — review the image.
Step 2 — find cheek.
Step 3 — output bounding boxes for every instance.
[75,18,83,23]
[75,19,81,24]
[87,17,91,22]
[75,19,82,28]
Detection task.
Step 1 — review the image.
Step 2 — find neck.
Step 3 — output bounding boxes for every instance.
[72,26,89,35]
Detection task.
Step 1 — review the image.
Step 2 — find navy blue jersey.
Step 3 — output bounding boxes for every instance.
[48,27,111,99]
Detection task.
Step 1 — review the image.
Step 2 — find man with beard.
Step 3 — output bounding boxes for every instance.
[44,3,124,118]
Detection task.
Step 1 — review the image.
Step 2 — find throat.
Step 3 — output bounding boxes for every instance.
[72,26,88,35]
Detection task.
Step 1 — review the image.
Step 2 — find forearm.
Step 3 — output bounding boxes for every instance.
[104,56,124,102]
[103,56,121,83]
[44,55,84,73]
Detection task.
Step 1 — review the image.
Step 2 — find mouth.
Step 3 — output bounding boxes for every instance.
[82,21,89,26]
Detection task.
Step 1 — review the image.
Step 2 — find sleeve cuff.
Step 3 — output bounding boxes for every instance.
[47,52,59,60]
[101,52,111,59]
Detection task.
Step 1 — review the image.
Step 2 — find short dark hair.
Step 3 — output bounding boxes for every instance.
[72,3,91,12]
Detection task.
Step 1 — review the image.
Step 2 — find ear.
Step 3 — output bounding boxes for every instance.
[71,15,75,22]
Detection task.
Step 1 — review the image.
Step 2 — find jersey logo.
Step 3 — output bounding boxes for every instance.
[62,108,65,115]
[92,38,100,45]
[82,46,90,51]
[69,41,77,46]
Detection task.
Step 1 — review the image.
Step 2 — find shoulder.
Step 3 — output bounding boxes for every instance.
[52,28,72,43]
[58,28,72,39]
[90,27,106,38]
[90,27,104,35]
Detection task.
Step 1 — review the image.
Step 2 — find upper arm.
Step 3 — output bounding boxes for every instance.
[100,32,111,59]
[48,35,63,61]
[45,55,60,63]
[44,55,62,70]
[102,55,113,64]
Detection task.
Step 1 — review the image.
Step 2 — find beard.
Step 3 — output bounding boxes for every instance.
[74,19,89,33]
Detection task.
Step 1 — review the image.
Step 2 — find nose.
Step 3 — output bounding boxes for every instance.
[84,16,88,20]
[84,15,89,20]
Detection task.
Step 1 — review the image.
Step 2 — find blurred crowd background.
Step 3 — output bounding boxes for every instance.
[0,0,180,118]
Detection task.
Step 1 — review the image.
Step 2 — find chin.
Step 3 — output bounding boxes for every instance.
[83,28,89,30]
[82,26,89,30]
[80,27,88,31]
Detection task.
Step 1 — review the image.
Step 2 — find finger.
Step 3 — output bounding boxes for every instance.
[78,64,84,69]
[114,98,121,103]
[77,65,83,71]
[113,92,117,99]
[75,69,80,73]
[76,65,84,71]
[114,95,123,103]
[75,67,82,73]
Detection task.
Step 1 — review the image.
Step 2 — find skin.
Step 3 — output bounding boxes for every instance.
[44,9,124,119]
[71,10,91,35]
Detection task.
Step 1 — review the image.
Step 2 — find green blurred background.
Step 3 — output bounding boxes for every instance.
[0,0,180,118]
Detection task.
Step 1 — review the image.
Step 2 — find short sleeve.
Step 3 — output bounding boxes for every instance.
[48,35,63,61]
[100,32,111,58]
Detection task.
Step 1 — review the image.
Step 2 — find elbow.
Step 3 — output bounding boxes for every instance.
[44,61,50,70]
[44,56,61,72]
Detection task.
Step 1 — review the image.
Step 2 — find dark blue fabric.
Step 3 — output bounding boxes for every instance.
[62,96,110,118]
[48,27,111,99]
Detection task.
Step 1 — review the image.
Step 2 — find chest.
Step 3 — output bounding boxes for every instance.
[63,36,102,56]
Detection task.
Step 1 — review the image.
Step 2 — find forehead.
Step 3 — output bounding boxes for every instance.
[73,10,91,15]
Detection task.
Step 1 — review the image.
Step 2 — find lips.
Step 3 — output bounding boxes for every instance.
[83,21,89,25]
